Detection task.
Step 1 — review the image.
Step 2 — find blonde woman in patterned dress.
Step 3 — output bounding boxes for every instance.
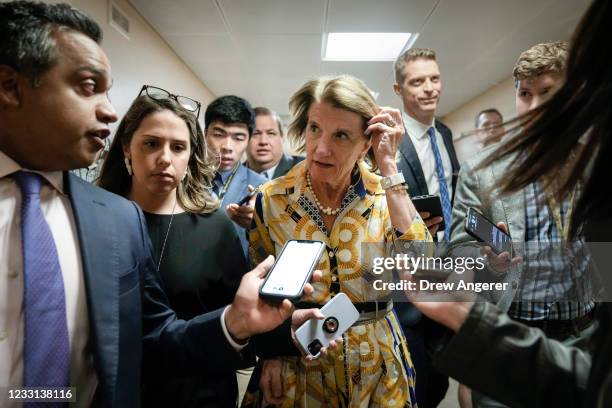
[244,75,431,408]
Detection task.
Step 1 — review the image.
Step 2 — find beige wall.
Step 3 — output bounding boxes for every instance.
[441,77,516,163]
[48,0,215,128]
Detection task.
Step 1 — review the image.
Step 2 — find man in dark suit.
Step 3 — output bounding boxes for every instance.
[392,47,460,407]
[0,3,317,406]
[246,106,303,180]
[204,96,267,257]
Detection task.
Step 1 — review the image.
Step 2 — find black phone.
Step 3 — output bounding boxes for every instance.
[412,194,445,230]
[259,240,325,301]
[237,190,257,206]
[464,207,512,255]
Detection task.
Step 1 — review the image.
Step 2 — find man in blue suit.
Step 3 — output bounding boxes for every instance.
[205,96,267,258]
[0,2,316,406]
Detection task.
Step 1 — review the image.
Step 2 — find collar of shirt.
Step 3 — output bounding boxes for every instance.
[0,149,65,194]
[262,162,280,179]
[216,167,235,184]
[402,110,435,141]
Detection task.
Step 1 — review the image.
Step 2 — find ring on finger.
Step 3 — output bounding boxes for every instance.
[385,119,396,127]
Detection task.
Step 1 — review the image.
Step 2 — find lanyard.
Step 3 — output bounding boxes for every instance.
[545,188,576,242]
[217,164,240,199]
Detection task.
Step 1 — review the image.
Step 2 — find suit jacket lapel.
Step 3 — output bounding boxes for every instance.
[399,130,429,195]
[65,173,119,404]
[222,165,247,207]
[273,154,291,179]
[490,158,526,242]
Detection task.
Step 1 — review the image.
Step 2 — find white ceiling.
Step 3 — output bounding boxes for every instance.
[129,0,591,118]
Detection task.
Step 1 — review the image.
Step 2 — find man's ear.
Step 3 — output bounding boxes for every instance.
[393,82,402,97]
[0,65,21,109]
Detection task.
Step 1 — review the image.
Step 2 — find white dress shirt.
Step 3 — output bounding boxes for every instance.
[262,162,280,180]
[402,112,453,240]
[0,150,97,407]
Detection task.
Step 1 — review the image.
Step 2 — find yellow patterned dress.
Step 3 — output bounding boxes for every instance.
[247,161,430,408]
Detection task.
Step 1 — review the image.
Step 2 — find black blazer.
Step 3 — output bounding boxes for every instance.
[398,120,460,201]
[65,173,244,406]
[272,154,304,179]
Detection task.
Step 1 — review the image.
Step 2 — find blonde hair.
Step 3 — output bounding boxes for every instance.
[287,75,379,169]
[512,41,569,84]
[394,48,437,83]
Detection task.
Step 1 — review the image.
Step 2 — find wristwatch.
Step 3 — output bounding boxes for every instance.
[380,173,405,189]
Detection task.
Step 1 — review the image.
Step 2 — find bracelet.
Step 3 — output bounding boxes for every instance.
[388,183,408,192]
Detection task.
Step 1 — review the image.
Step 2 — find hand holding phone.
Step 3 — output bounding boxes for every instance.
[412,195,445,230]
[259,240,325,301]
[237,189,257,206]
[464,208,521,272]
[294,293,359,358]
[464,208,512,255]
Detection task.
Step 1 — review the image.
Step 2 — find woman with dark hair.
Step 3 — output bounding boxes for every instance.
[98,86,249,407]
[409,0,612,406]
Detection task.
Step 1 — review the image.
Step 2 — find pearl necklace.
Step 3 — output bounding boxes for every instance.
[306,172,342,216]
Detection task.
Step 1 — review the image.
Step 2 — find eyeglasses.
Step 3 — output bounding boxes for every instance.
[138,85,201,119]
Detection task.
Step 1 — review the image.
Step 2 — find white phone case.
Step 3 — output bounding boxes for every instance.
[295,293,359,358]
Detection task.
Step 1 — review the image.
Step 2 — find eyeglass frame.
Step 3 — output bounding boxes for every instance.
[138,85,202,119]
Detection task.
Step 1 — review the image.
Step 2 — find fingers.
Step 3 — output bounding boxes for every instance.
[302,270,323,296]
[291,308,324,329]
[270,371,283,402]
[496,221,509,234]
[261,360,284,404]
[253,255,275,278]
[425,216,443,227]
[311,270,323,282]
[277,298,294,322]
[419,211,431,220]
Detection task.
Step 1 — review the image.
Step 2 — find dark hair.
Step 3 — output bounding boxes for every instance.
[204,95,255,136]
[254,106,284,136]
[97,95,219,214]
[0,1,102,84]
[474,108,503,128]
[482,0,612,235]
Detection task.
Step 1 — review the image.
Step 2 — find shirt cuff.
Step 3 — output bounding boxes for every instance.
[220,306,249,351]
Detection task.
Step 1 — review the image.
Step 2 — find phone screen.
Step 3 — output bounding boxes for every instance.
[261,240,324,298]
[466,208,512,254]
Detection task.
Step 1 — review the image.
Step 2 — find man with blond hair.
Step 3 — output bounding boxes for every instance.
[449,40,595,408]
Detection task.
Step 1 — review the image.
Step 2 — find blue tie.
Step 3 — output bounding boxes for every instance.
[427,127,452,240]
[13,172,70,405]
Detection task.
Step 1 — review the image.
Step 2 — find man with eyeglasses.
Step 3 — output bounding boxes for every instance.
[0,2,321,406]
[204,95,267,258]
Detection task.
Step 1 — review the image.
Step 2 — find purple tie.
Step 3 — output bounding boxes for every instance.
[13,171,70,407]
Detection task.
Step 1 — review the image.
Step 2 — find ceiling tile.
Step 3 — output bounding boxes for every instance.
[129,0,226,34]
[220,0,326,34]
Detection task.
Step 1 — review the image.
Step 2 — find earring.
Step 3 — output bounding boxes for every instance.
[124,157,133,175]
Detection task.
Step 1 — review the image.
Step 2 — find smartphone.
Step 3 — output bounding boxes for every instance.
[294,293,359,358]
[465,207,512,255]
[412,195,445,230]
[237,190,257,206]
[259,240,325,301]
